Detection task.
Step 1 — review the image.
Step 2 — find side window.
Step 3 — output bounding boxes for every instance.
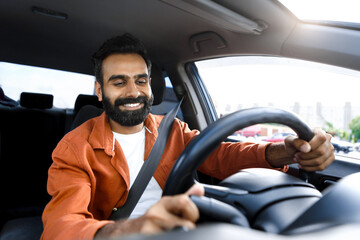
[0,62,95,108]
[195,56,360,160]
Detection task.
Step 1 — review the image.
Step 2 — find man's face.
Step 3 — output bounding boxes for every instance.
[96,53,153,126]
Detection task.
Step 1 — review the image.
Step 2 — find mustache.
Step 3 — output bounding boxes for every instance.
[114,96,148,106]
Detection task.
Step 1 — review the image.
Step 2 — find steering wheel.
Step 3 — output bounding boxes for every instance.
[163,107,314,196]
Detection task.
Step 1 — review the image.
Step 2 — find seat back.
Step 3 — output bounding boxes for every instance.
[0,92,66,227]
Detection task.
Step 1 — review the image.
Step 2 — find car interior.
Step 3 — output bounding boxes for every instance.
[1,0,360,239]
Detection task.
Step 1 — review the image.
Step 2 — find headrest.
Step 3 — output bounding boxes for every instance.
[151,64,165,106]
[74,94,103,113]
[20,92,53,109]
[71,105,104,130]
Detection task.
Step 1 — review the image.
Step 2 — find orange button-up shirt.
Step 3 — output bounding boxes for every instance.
[42,113,279,240]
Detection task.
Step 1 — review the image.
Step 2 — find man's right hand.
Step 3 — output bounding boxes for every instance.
[95,184,204,238]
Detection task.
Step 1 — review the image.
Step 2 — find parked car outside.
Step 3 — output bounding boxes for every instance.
[234,125,261,137]
[331,138,354,153]
[354,142,360,152]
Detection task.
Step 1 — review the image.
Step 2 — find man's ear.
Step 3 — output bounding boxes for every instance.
[95,81,103,102]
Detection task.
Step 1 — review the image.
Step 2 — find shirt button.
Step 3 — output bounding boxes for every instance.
[113,208,118,212]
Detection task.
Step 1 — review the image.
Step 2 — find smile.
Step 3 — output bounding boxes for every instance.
[123,103,141,108]
[120,102,144,110]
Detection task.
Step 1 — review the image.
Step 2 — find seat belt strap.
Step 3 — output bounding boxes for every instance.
[110,98,183,220]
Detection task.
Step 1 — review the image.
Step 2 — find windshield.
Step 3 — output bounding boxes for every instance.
[196,56,360,161]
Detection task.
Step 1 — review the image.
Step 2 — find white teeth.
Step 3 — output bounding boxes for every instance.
[124,103,140,107]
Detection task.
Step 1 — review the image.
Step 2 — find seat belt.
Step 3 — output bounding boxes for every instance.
[110,98,183,220]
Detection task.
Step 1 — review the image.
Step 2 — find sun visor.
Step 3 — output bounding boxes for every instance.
[160,0,267,34]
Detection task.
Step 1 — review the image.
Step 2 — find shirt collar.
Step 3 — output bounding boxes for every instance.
[89,112,159,156]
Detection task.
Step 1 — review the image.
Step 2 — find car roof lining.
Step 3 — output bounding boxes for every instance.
[0,0,295,74]
[0,0,359,76]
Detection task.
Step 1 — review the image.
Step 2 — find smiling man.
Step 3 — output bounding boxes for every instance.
[98,53,154,133]
[41,34,335,240]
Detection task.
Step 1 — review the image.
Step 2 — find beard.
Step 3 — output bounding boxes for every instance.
[102,93,154,126]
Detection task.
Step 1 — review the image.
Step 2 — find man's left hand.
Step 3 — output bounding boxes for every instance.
[284,128,335,171]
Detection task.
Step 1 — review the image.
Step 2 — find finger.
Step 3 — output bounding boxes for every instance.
[140,219,166,235]
[160,212,196,231]
[296,143,332,166]
[295,139,311,153]
[308,128,329,151]
[149,195,199,224]
[185,183,205,197]
[298,154,334,171]
[141,196,199,234]
[165,195,200,223]
[285,135,311,154]
[288,128,329,155]
[142,209,196,234]
[296,131,333,161]
[296,143,332,161]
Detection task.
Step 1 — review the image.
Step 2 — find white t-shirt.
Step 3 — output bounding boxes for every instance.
[113,128,163,219]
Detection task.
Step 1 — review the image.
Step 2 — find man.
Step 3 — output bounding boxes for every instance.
[41,34,334,239]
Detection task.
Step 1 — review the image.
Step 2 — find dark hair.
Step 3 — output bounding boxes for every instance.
[92,33,152,86]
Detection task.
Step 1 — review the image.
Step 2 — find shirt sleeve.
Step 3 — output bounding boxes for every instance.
[198,141,288,180]
[41,141,113,240]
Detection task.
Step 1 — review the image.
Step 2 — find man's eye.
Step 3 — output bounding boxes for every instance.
[137,78,148,84]
[113,81,125,86]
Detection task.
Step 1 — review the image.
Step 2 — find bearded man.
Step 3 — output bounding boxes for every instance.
[41,34,334,240]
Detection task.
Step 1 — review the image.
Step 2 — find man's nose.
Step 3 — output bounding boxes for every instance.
[124,81,140,98]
